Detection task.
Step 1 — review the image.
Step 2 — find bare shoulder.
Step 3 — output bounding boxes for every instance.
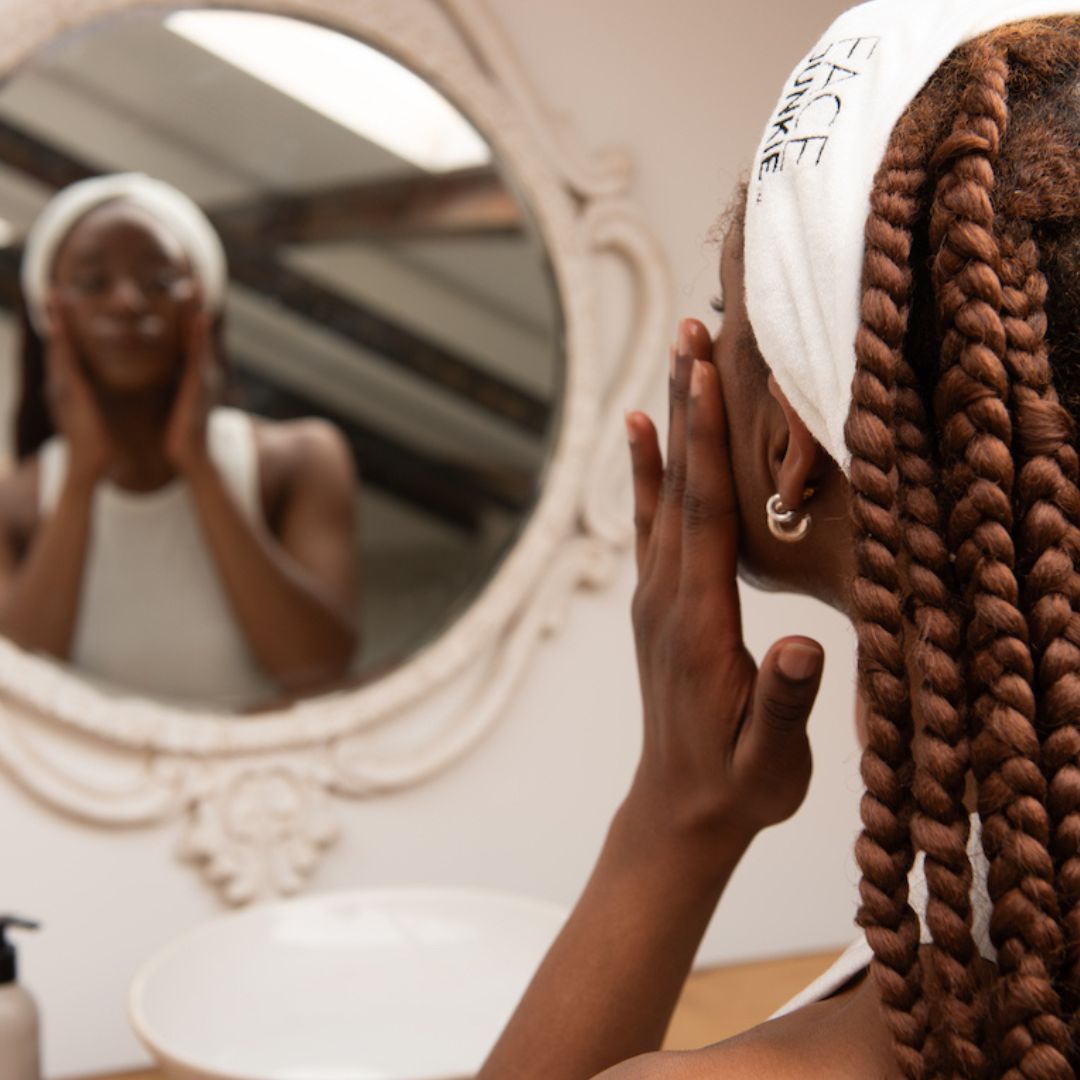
[598,978,897,1080]
[0,456,42,553]
[250,415,357,521]
[252,415,355,480]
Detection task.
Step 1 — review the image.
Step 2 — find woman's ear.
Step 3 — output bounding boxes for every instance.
[766,373,830,511]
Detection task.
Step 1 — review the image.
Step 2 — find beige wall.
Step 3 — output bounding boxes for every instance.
[0,1,860,1075]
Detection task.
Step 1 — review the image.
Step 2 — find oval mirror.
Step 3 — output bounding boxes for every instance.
[0,5,563,712]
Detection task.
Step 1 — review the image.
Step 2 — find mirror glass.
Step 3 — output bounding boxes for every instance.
[0,6,563,712]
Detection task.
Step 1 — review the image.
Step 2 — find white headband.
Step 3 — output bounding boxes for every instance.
[744,0,1080,475]
[20,173,228,337]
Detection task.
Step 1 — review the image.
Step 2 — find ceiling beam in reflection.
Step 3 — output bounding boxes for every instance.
[231,366,534,529]
[210,167,524,245]
[221,245,550,435]
[0,118,551,437]
[0,118,92,191]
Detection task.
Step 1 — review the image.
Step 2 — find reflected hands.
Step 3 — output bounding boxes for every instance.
[165,298,220,475]
[624,318,824,846]
[44,294,113,486]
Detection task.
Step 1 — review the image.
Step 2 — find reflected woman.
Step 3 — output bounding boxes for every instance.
[0,174,359,709]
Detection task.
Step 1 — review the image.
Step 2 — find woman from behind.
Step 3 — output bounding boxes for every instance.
[478,3,1080,1077]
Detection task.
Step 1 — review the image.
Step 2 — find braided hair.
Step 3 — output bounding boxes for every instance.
[845,17,1080,1079]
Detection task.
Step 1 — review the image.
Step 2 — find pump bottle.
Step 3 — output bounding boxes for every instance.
[0,916,40,1080]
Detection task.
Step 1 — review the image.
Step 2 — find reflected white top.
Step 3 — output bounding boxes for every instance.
[38,406,275,709]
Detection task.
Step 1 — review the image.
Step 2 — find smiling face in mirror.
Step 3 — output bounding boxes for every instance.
[0,7,562,712]
[52,202,196,391]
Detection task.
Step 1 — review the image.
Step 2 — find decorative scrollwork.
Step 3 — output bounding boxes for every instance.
[0,0,668,903]
[180,756,340,904]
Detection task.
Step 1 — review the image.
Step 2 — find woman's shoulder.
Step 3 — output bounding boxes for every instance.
[252,414,355,486]
[248,414,357,524]
[599,976,898,1080]
[0,455,43,551]
[250,414,353,464]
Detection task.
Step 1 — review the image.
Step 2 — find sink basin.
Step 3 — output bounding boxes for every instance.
[129,887,567,1080]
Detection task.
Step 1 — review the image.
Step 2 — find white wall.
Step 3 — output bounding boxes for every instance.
[0,1,861,1075]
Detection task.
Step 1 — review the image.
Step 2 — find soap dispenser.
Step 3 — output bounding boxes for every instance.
[0,916,40,1080]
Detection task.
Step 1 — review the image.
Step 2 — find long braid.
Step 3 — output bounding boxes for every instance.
[825,15,1080,1077]
[880,93,990,1080]
[848,132,928,1080]
[927,43,1071,1079]
[998,228,1080,1029]
[898,313,987,1076]
[855,99,992,1079]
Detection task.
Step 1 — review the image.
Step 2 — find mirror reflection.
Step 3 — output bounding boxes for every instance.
[0,7,563,711]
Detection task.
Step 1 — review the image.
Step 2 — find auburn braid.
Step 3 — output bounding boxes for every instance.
[877,88,991,1080]
[989,23,1080,1005]
[834,15,1080,1078]
[852,99,989,1079]
[928,42,1069,1079]
[899,302,987,1077]
[999,228,1080,1027]
[848,126,928,1080]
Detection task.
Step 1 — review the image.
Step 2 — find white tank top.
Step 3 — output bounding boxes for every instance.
[772,816,996,1018]
[38,407,277,710]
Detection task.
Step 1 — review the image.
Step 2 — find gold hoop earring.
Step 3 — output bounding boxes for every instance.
[766,493,811,543]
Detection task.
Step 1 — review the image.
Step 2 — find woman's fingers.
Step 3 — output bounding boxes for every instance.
[650,330,698,574]
[634,318,724,584]
[732,637,823,825]
[626,410,661,572]
[43,297,86,407]
[680,355,740,619]
[179,312,215,409]
[44,294,72,372]
[678,319,713,362]
[748,638,824,740]
[186,306,209,366]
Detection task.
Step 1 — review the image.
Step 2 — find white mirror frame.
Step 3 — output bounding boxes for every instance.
[0,0,669,903]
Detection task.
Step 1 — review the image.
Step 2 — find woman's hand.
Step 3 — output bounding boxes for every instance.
[477,320,828,1080]
[165,301,219,475]
[625,318,824,846]
[44,297,112,487]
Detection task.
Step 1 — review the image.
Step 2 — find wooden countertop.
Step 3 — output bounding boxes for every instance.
[74,948,846,1080]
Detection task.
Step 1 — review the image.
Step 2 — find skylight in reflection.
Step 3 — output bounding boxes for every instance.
[166,11,491,173]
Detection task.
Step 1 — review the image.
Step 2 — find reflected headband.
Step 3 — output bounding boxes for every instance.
[20,173,227,337]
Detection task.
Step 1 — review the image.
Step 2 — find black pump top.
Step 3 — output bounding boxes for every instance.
[0,916,40,984]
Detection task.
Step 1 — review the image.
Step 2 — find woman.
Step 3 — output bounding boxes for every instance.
[479,2,1080,1077]
[0,174,359,709]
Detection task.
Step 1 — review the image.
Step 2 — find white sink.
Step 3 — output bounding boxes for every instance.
[129,887,567,1080]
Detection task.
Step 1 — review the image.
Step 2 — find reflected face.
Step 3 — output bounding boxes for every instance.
[51,201,196,393]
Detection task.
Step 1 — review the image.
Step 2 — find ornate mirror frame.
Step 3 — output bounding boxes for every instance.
[0,0,668,902]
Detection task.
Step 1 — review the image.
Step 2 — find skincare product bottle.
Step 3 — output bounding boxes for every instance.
[0,916,40,1080]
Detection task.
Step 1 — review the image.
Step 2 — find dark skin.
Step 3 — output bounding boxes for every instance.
[0,201,359,700]
[476,225,909,1079]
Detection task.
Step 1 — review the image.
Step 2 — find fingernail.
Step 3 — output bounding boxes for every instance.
[624,410,637,443]
[777,644,821,682]
[690,360,706,397]
[677,320,693,356]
